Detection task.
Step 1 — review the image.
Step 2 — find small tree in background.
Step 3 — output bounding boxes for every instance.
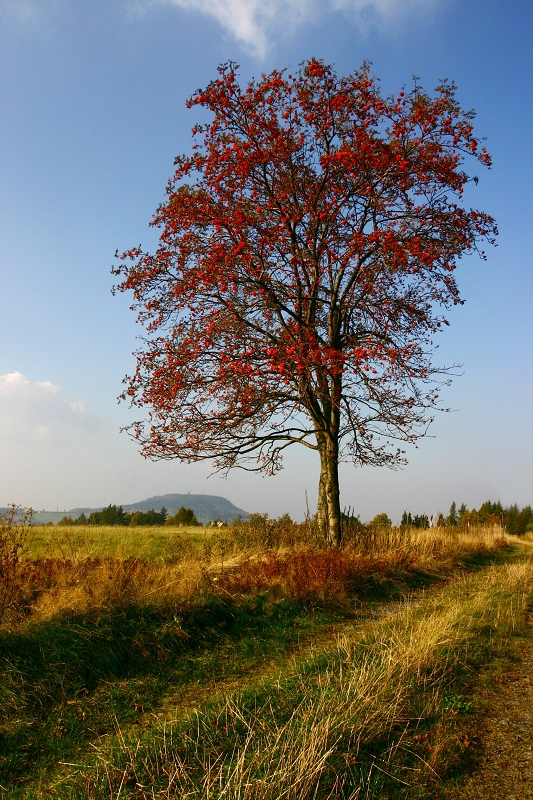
[371,513,392,529]
[400,510,429,529]
[88,505,129,526]
[114,59,496,546]
[129,507,168,526]
[447,501,459,527]
[166,507,201,527]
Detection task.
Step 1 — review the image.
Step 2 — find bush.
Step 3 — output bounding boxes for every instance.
[0,505,33,622]
[371,512,393,528]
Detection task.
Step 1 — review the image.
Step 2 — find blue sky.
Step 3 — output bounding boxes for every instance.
[1,0,532,521]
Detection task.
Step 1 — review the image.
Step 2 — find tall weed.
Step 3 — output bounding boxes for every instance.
[0,505,33,621]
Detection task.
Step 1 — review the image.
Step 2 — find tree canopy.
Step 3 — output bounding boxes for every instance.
[114,59,496,545]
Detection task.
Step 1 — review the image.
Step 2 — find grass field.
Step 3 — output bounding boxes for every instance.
[1,517,532,798]
[25,524,208,561]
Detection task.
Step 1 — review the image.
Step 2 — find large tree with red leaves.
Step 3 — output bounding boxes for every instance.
[114,60,496,546]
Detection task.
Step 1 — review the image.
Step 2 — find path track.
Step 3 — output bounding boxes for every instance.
[448,554,533,799]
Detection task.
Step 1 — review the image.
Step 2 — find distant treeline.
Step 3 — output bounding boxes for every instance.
[401,500,533,535]
[53,500,533,535]
[56,505,201,527]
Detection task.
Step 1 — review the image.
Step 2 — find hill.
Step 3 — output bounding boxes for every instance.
[24,494,249,526]
[121,494,249,524]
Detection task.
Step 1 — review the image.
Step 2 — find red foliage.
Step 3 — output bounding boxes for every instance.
[113,60,496,542]
[214,548,410,601]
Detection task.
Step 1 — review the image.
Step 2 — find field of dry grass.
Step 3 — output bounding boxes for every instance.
[5,520,513,622]
[25,524,206,561]
[80,557,532,800]
[1,514,531,799]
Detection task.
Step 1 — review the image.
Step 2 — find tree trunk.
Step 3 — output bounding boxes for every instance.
[316,433,342,547]
[324,449,341,547]
[316,463,329,542]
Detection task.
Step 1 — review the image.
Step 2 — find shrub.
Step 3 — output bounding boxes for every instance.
[371,512,392,528]
[0,505,33,621]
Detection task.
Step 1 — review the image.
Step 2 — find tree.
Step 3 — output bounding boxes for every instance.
[400,510,429,529]
[447,501,459,527]
[129,507,168,526]
[371,513,392,529]
[165,506,201,526]
[88,504,128,526]
[413,513,429,529]
[113,59,496,546]
[401,511,413,527]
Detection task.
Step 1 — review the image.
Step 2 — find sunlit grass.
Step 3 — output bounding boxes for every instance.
[53,554,533,799]
[1,520,530,799]
[25,524,208,561]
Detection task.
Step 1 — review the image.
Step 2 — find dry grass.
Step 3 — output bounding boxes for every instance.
[4,524,512,624]
[72,555,533,799]
[1,518,529,800]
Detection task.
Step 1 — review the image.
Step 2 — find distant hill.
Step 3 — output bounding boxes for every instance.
[24,494,249,526]
[122,494,248,524]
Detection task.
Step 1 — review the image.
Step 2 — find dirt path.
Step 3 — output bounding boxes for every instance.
[448,605,533,800]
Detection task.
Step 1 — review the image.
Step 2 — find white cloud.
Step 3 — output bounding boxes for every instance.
[0,0,61,25]
[156,0,442,56]
[0,371,94,445]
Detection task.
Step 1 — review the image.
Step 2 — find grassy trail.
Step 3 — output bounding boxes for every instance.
[444,540,533,800]
[1,536,532,798]
[126,541,533,740]
[123,596,414,734]
[81,544,533,800]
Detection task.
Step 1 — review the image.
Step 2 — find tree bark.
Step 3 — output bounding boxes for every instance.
[324,448,341,547]
[316,432,342,547]
[316,462,329,543]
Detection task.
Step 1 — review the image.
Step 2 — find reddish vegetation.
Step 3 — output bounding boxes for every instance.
[213,549,400,600]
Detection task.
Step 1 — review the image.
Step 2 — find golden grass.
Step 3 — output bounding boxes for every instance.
[2,518,530,799]
[77,553,533,799]
[8,524,514,626]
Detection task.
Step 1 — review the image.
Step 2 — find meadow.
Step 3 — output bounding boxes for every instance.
[26,523,208,562]
[1,515,532,798]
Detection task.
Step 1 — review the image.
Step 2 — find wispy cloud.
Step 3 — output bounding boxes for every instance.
[0,0,60,25]
[154,0,442,57]
[0,372,95,445]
